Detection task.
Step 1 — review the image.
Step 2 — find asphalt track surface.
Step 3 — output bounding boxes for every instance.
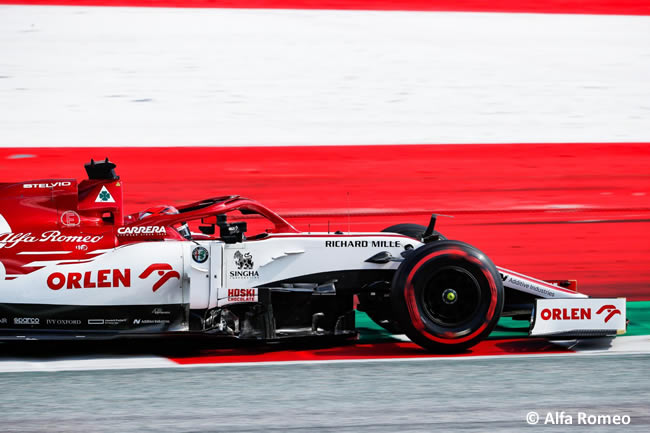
[0,354,649,432]
[1,2,649,430]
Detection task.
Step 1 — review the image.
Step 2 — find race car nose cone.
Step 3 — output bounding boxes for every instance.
[442,288,458,304]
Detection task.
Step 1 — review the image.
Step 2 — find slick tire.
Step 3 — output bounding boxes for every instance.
[391,240,504,352]
[381,223,446,241]
[362,224,445,333]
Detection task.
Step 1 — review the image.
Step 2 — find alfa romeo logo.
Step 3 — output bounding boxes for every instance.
[95,186,115,203]
[192,246,209,263]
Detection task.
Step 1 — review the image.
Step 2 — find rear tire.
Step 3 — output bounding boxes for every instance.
[391,240,503,352]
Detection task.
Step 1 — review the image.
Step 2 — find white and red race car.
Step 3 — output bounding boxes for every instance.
[0,159,626,352]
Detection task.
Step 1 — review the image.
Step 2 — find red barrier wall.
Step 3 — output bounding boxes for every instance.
[1,143,649,299]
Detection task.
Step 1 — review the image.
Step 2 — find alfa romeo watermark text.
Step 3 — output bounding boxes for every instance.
[526,411,631,425]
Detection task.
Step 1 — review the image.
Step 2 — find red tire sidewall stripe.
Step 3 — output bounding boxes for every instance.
[403,248,498,344]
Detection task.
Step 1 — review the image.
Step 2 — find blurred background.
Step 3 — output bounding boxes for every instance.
[0,1,649,431]
[1,0,648,299]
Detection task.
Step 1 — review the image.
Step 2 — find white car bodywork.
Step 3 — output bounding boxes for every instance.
[1,230,623,339]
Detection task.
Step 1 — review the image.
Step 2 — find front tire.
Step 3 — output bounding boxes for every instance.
[360,223,445,333]
[391,240,503,352]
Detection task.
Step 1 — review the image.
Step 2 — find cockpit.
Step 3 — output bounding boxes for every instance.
[123,195,298,244]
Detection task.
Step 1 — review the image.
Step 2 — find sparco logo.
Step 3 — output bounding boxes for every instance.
[596,304,622,323]
[48,269,130,290]
[138,263,181,292]
[14,317,39,325]
[117,226,166,236]
[23,181,71,189]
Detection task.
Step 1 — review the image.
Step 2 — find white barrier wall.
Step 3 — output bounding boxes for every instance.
[1,6,649,146]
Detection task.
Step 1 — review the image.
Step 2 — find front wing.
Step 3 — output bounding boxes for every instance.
[529,298,626,337]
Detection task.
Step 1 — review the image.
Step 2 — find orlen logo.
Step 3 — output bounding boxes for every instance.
[138,264,180,292]
[540,308,592,321]
[540,305,622,324]
[596,304,622,323]
[48,269,131,290]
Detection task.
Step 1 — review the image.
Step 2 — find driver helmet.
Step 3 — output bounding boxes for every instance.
[138,205,191,240]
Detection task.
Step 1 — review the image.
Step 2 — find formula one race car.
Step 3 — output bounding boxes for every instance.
[0,159,626,352]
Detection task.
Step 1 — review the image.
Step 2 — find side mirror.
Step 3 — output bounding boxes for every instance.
[216,215,247,243]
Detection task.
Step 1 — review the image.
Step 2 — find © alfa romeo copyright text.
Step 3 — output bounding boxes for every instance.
[526,411,631,425]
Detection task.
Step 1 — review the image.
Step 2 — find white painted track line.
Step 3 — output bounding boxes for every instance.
[0,355,176,373]
[1,336,649,373]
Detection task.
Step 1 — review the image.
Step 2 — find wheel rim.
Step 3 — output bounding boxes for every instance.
[420,266,482,327]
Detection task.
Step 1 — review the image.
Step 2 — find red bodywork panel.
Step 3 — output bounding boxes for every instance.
[0,172,298,277]
[0,177,121,277]
[0,178,123,233]
[544,279,578,292]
